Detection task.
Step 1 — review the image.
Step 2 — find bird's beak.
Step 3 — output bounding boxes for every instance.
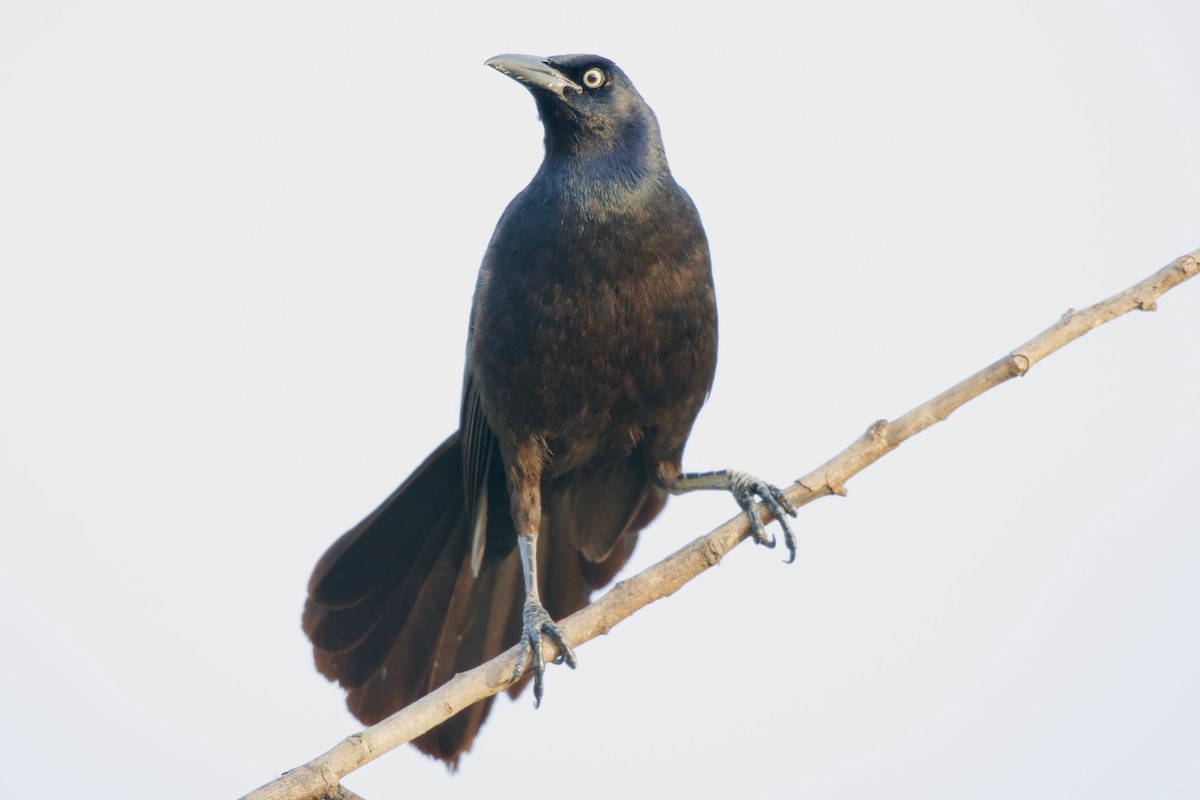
[486,54,581,99]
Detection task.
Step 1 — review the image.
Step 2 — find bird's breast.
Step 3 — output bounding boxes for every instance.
[470,183,717,474]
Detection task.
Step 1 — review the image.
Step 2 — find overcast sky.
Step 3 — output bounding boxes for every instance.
[2,2,1198,798]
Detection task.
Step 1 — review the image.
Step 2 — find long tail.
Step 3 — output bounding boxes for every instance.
[302,433,667,766]
[302,434,516,763]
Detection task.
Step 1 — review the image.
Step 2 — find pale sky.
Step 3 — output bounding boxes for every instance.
[2,2,1198,798]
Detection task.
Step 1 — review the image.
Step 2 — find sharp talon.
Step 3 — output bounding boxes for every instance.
[673,469,798,563]
[518,595,574,706]
[729,471,798,560]
[541,621,577,669]
[779,515,798,562]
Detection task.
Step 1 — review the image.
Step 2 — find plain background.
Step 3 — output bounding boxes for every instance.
[2,2,1198,797]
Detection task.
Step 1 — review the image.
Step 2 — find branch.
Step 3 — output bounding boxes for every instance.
[240,248,1199,800]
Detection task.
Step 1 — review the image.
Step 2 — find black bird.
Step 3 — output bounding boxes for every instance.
[302,53,797,767]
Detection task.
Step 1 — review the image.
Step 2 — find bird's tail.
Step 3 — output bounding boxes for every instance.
[302,433,525,765]
[302,433,665,766]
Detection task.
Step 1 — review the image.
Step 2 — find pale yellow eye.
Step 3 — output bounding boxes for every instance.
[582,68,605,89]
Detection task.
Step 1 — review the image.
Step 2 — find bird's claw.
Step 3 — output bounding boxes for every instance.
[729,470,799,563]
[511,593,577,707]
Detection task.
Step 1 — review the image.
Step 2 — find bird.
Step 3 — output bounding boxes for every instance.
[302,53,797,768]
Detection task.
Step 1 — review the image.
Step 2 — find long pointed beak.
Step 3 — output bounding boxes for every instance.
[486,54,581,98]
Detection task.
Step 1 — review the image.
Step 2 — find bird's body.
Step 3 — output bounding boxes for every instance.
[471,162,716,482]
[303,54,794,768]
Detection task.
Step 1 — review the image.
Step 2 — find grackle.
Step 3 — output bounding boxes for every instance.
[302,53,797,767]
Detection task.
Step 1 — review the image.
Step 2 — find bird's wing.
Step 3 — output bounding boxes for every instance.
[461,370,497,575]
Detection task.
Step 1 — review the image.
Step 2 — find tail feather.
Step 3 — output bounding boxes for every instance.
[306,496,462,687]
[413,548,522,763]
[304,501,452,663]
[307,436,462,609]
[302,434,672,766]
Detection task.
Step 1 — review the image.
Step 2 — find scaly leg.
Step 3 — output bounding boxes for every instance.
[667,469,799,562]
[510,532,577,706]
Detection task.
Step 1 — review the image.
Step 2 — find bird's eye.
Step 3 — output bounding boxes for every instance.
[582,68,605,89]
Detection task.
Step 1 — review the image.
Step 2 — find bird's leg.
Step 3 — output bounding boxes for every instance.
[507,469,576,706]
[664,468,800,562]
[511,534,578,705]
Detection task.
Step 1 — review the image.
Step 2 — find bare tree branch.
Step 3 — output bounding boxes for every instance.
[240,248,1199,800]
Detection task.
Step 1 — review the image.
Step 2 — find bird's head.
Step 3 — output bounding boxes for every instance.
[486,53,668,175]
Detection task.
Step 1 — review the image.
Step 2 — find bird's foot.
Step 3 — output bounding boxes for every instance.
[667,468,799,560]
[666,468,799,561]
[511,592,577,707]
[726,470,799,561]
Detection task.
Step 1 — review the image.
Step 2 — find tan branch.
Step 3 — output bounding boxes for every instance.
[240,248,1199,800]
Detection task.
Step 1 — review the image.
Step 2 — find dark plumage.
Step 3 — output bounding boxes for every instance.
[303,53,796,768]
